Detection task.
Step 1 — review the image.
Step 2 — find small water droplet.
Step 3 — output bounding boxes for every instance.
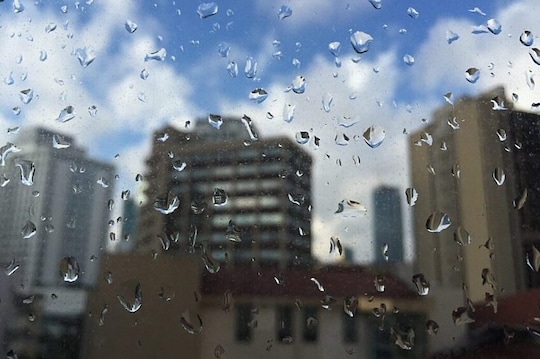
[405,187,418,206]
[496,128,507,141]
[52,134,70,149]
[335,199,367,217]
[244,57,257,78]
[117,283,142,313]
[513,188,527,210]
[55,106,76,123]
[45,22,57,33]
[226,61,238,77]
[368,0,382,10]
[197,2,218,19]
[407,7,419,19]
[125,20,138,33]
[75,47,96,67]
[465,67,480,83]
[391,325,415,350]
[0,142,21,166]
[153,192,180,214]
[328,42,341,57]
[19,88,33,104]
[362,125,386,148]
[295,131,310,145]
[213,188,228,206]
[527,245,540,272]
[283,104,295,123]
[426,320,439,335]
[180,311,203,334]
[454,226,471,246]
[425,211,451,233]
[490,96,507,110]
[374,275,385,292]
[277,5,292,20]
[412,274,430,296]
[59,256,80,283]
[403,54,414,66]
[452,307,475,325]
[241,115,258,141]
[446,30,459,44]
[350,31,373,54]
[218,42,230,57]
[335,132,349,146]
[225,220,242,242]
[172,160,187,172]
[529,48,540,65]
[290,75,306,94]
[201,252,220,273]
[21,220,37,239]
[310,277,324,292]
[486,19,501,35]
[322,92,333,112]
[343,296,358,317]
[520,30,534,46]
[14,159,35,186]
[492,167,505,185]
[144,48,166,61]
[249,88,268,103]
[13,0,24,13]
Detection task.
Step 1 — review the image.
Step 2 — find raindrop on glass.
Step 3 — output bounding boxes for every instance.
[55,106,76,123]
[117,283,143,313]
[369,0,382,10]
[208,114,223,129]
[213,188,228,206]
[19,88,33,104]
[412,274,430,296]
[180,311,203,334]
[197,2,218,19]
[446,30,459,44]
[465,68,480,83]
[425,211,451,233]
[59,256,80,283]
[277,5,292,20]
[13,0,24,13]
[486,19,501,35]
[283,104,295,123]
[407,7,419,19]
[144,48,166,61]
[513,188,527,210]
[529,48,540,65]
[426,320,439,335]
[322,93,333,112]
[492,167,505,185]
[290,75,306,94]
[295,131,310,145]
[125,20,138,33]
[0,142,21,166]
[350,31,373,54]
[4,259,20,276]
[226,61,238,77]
[405,187,418,206]
[153,192,180,214]
[14,159,35,186]
[249,88,268,103]
[520,30,534,46]
[244,57,257,78]
[52,134,70,149]
[403,54,414,66]
[75,47,96,67]
[328,42,341,57]
[225,220,242,242]
[363,125,386,148]
[454,226,471,246]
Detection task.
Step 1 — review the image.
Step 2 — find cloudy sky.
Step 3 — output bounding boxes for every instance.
[0,0,539,263]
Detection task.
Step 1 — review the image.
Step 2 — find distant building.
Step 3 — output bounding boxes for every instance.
[373,186,404,263]
[0,127,114,357]
[137,118,313,269]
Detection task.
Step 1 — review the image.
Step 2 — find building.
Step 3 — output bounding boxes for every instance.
[373,185,404,263]
[137,118,313,269]
[0,127,114,357]
[409,87,540,353]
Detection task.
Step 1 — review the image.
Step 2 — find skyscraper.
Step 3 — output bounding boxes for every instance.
[372,185,404,263]
[137,117,313,269]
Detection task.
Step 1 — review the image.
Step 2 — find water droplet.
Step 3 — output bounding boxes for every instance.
[0,142,21,166]
[391,325,415,350]
[527,245,540,272]
[39,50,48,61]
[197,2,218,19]
[117,283,142,313]
[426,320,439,335]
[144,48,166,61]
[249,88,268,103]
[14,159,35,186]
[407,7,419,19]
[452,307,475,325]
[87,105,97,116]
[226,61,238,77]
[180,311,203,334]
[244,57,257,78]
[218,42,230,57]
[486,19,501,35]
[59,256,80,283]
[99,304,108,326]
[322,93,333,112]
[403,54,414,66]
[343,296,358,317]
[214,344,225,359]
[490,96,507,110]
[295,131,310,145]
[368,0,382,10]
[21,220,37,239]
[350,31,373,54]
[153,192,180,214]
[19,88,33,104]
[139,69,150,80]
[225,220,242,242]
[335,199,367,217]
[290,75,306,94]
[362,125,386,148]
[329,236,343,255]
[75,47,96,67]
[13,0,24,13]
[172,160,187,172]
[530,48,540,65]
[481,268,497,289]
[277,5,292,20]
[125,20,138,33]
[213,188,228,206]
[412,274,430,296]
[520,30,534,46]
[310,277,324,292]
[52,134,70,149]
[513,188,527,210]
[121,190,130,200]
[446,30,459,44]
[465,68,480,83]
[4,72,14,85]
[201,252,220,273]
[320,294,336,309]
[374,275,385,292]
[405,187,418,206]
[492,167,505,185]
[283,104,295,123]
[55,106,76,123]
[425,211,451,233]
[335,132,350,146]
[4,259,20,276]
[496,129,507,141]
[454,226,471,246]
[241,115,258,141]
[45,22,57,33]
[222,289,232,312]
[326,42,341,58]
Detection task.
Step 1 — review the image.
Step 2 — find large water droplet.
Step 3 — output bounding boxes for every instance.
[426,211,451,232]
[520,30,534,46]
[0,142,21,166]
[125,20,138,33]
[465,68,480,83]
[180,311,203,334]
[21,220,37,239]
[213,188,228,206]
[290,75,306,94]
[412,274,430,296]
[244,57,257,78]
[19,88,33,104]
[362,125,386,148]
[55,106,76,123]
[14,159,35,186]
[144,48,166,61]
[4,259,20,276]
[117,283,142,313]
[75,47,96,67]
[277,5,292,20]
[249,88,268,103]
[350,31,373,54]
[197,2,218,19]
[492,167,505,185]
[486,19,501,35]
[405,187,418,206]
[59,256,80,283]
[153,193,180,214]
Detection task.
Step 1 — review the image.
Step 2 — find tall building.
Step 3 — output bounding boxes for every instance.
[372,185,404,263]
[137,117,313,269]
[0,127,114,357]
[409,87,540,352]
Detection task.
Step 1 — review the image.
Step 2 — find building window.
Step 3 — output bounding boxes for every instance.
[236,304,252,342]
[276,305,294,342]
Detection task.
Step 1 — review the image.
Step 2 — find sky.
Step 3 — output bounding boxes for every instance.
[0,0,539,263]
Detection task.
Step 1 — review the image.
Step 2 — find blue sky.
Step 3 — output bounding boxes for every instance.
[0,0,538,262]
